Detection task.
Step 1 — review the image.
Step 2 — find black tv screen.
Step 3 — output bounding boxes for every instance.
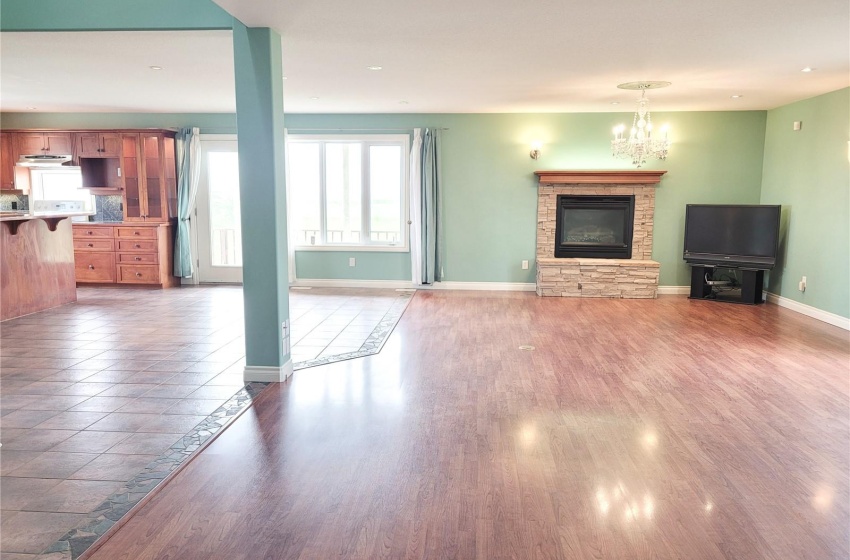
[683,204,781,269]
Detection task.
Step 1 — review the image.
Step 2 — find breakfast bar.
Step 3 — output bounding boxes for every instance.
[0,211,89,321]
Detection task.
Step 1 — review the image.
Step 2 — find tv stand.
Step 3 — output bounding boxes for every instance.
[688,265,765,305]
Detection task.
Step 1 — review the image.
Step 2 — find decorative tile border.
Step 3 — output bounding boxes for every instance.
[37,291,415,559]
[40,382,270,560]
[292,289,414,371]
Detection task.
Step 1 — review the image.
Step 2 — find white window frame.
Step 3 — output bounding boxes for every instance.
[286,134,410,253]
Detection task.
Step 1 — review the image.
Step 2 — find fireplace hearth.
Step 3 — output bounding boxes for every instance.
[554,195,635,259]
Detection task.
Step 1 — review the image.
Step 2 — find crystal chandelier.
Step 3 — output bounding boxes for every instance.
[611,81,671,168]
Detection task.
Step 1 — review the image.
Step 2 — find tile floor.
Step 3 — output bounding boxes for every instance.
[0,285,411,558]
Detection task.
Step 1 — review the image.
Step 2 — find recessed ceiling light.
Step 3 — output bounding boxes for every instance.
[801,67,816,73]
[731,95,743,99]
[26,106,37,110]
[367,65,383,71]
[309,96,319,100]
[398,100,409,105]
[610,101,620,105]
[149,65,163,70]
[282,76,288,80]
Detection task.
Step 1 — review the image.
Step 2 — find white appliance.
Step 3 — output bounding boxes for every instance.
[15,157,95,221]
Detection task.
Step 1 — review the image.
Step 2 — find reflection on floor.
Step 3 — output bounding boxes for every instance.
[0,285,411,559]
[84,292,849,560]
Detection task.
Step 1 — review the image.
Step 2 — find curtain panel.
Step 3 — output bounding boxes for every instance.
[410,128,443,285]
[174,127,201,278]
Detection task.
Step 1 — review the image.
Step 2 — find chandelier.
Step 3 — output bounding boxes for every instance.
[611,81,671,168]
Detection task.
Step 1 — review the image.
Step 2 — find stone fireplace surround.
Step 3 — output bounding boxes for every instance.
[535,170,666,299]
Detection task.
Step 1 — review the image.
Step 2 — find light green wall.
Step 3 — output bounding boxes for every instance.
[0,0,233,31]
[295,252,412,281]
[286,112,766,285]
[0,112,237,134]
[2,110,768,285]
[760,88,850,319]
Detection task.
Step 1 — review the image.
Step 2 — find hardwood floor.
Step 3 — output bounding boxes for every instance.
[85,292,849,560]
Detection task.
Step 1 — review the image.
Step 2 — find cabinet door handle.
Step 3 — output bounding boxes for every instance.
[87,243,93,247]
[133,231,140,235]
[134,257,141,261]
[134,244,141,248]
[86,231,93,235]
[88,265,95,270]
[135,272,142,277]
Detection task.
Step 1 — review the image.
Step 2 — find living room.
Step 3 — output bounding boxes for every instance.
[0,0,847,558]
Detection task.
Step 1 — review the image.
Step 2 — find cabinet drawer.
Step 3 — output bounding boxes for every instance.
[117,252,158,264]
[117,264,161,284]
[116,227,157,239]
[75,252,116,283]
[117,239,157,252]
[73,239,114,252]
[73,225,114,239]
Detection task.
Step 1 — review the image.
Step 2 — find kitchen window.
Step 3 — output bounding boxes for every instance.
[287,134,409,251]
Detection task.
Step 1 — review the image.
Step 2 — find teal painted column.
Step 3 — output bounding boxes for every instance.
[232,22,292,382]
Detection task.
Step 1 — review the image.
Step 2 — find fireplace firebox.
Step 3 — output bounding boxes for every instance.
[554,195,635,258]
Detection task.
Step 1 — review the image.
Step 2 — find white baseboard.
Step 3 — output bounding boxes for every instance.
[292,279,537,292]
[420,281,536,292]
[766,293,850,331]
[291,279,413,289]
[244,360,294,383]
[657,286,690,295]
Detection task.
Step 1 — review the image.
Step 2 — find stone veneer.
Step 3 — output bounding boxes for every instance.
[535,171,665,299]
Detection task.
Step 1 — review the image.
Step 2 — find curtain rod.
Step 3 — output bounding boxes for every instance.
[285,127,449,132]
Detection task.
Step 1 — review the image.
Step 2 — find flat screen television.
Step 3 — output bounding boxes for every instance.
[683,204,781,269]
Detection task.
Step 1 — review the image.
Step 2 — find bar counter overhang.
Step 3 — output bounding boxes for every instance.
[1,212,90,321]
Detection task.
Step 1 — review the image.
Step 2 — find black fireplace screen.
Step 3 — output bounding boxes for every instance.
[554,195,635,258]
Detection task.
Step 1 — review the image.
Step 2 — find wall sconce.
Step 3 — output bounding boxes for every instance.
[529,141,542,160]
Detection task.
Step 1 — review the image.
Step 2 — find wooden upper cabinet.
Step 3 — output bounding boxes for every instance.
[45,132,74,155]
[76,132,121,158]
[124,132,177,223]
[0,132,16,190]
[16,132,73,155]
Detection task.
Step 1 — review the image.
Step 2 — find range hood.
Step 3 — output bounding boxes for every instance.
[17,154,73,167]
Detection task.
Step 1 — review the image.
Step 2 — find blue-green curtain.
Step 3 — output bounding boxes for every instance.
[420,128,443,284]
[174,127,200,278]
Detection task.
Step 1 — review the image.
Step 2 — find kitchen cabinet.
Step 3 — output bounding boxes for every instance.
[73,222,178,287]
[125,132,177,222]
[16,132,73,155]
[0,132,17,190]
[76,132,121,158]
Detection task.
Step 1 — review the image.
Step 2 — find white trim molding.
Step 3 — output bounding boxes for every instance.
[421,281,537,292]
[766,293,850,331]
[657,286,690,295]
[291,279,414,289]
[244,360,294,383]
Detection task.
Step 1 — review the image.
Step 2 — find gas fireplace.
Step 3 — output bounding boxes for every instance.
[554,195,635,258]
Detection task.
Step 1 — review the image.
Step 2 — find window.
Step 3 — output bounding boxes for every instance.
[287,135,409,251]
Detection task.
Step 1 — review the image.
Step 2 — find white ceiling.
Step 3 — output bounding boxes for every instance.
[1,0,848,114]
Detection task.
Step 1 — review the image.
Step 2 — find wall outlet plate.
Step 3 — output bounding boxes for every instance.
[521,260,529,270]
[349,257,356,267]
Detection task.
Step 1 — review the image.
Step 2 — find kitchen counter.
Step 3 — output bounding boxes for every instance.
[1,212,80,320]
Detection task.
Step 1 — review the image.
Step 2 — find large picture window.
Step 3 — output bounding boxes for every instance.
[287,135,409,251]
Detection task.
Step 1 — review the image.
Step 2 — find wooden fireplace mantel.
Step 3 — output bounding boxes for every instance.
[534,170,667,185]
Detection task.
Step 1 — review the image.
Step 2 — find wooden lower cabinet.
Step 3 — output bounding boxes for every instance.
[73,223,178,288]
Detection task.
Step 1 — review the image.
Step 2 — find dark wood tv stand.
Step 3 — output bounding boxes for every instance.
[688,265,765,305]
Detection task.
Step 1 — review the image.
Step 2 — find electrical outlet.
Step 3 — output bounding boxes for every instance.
[793,121,802,131]
[349,257,356,267]
[521,260,529,270]
[799,276,807,292]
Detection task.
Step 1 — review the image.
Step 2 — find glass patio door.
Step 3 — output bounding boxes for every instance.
[196,138,243,283]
